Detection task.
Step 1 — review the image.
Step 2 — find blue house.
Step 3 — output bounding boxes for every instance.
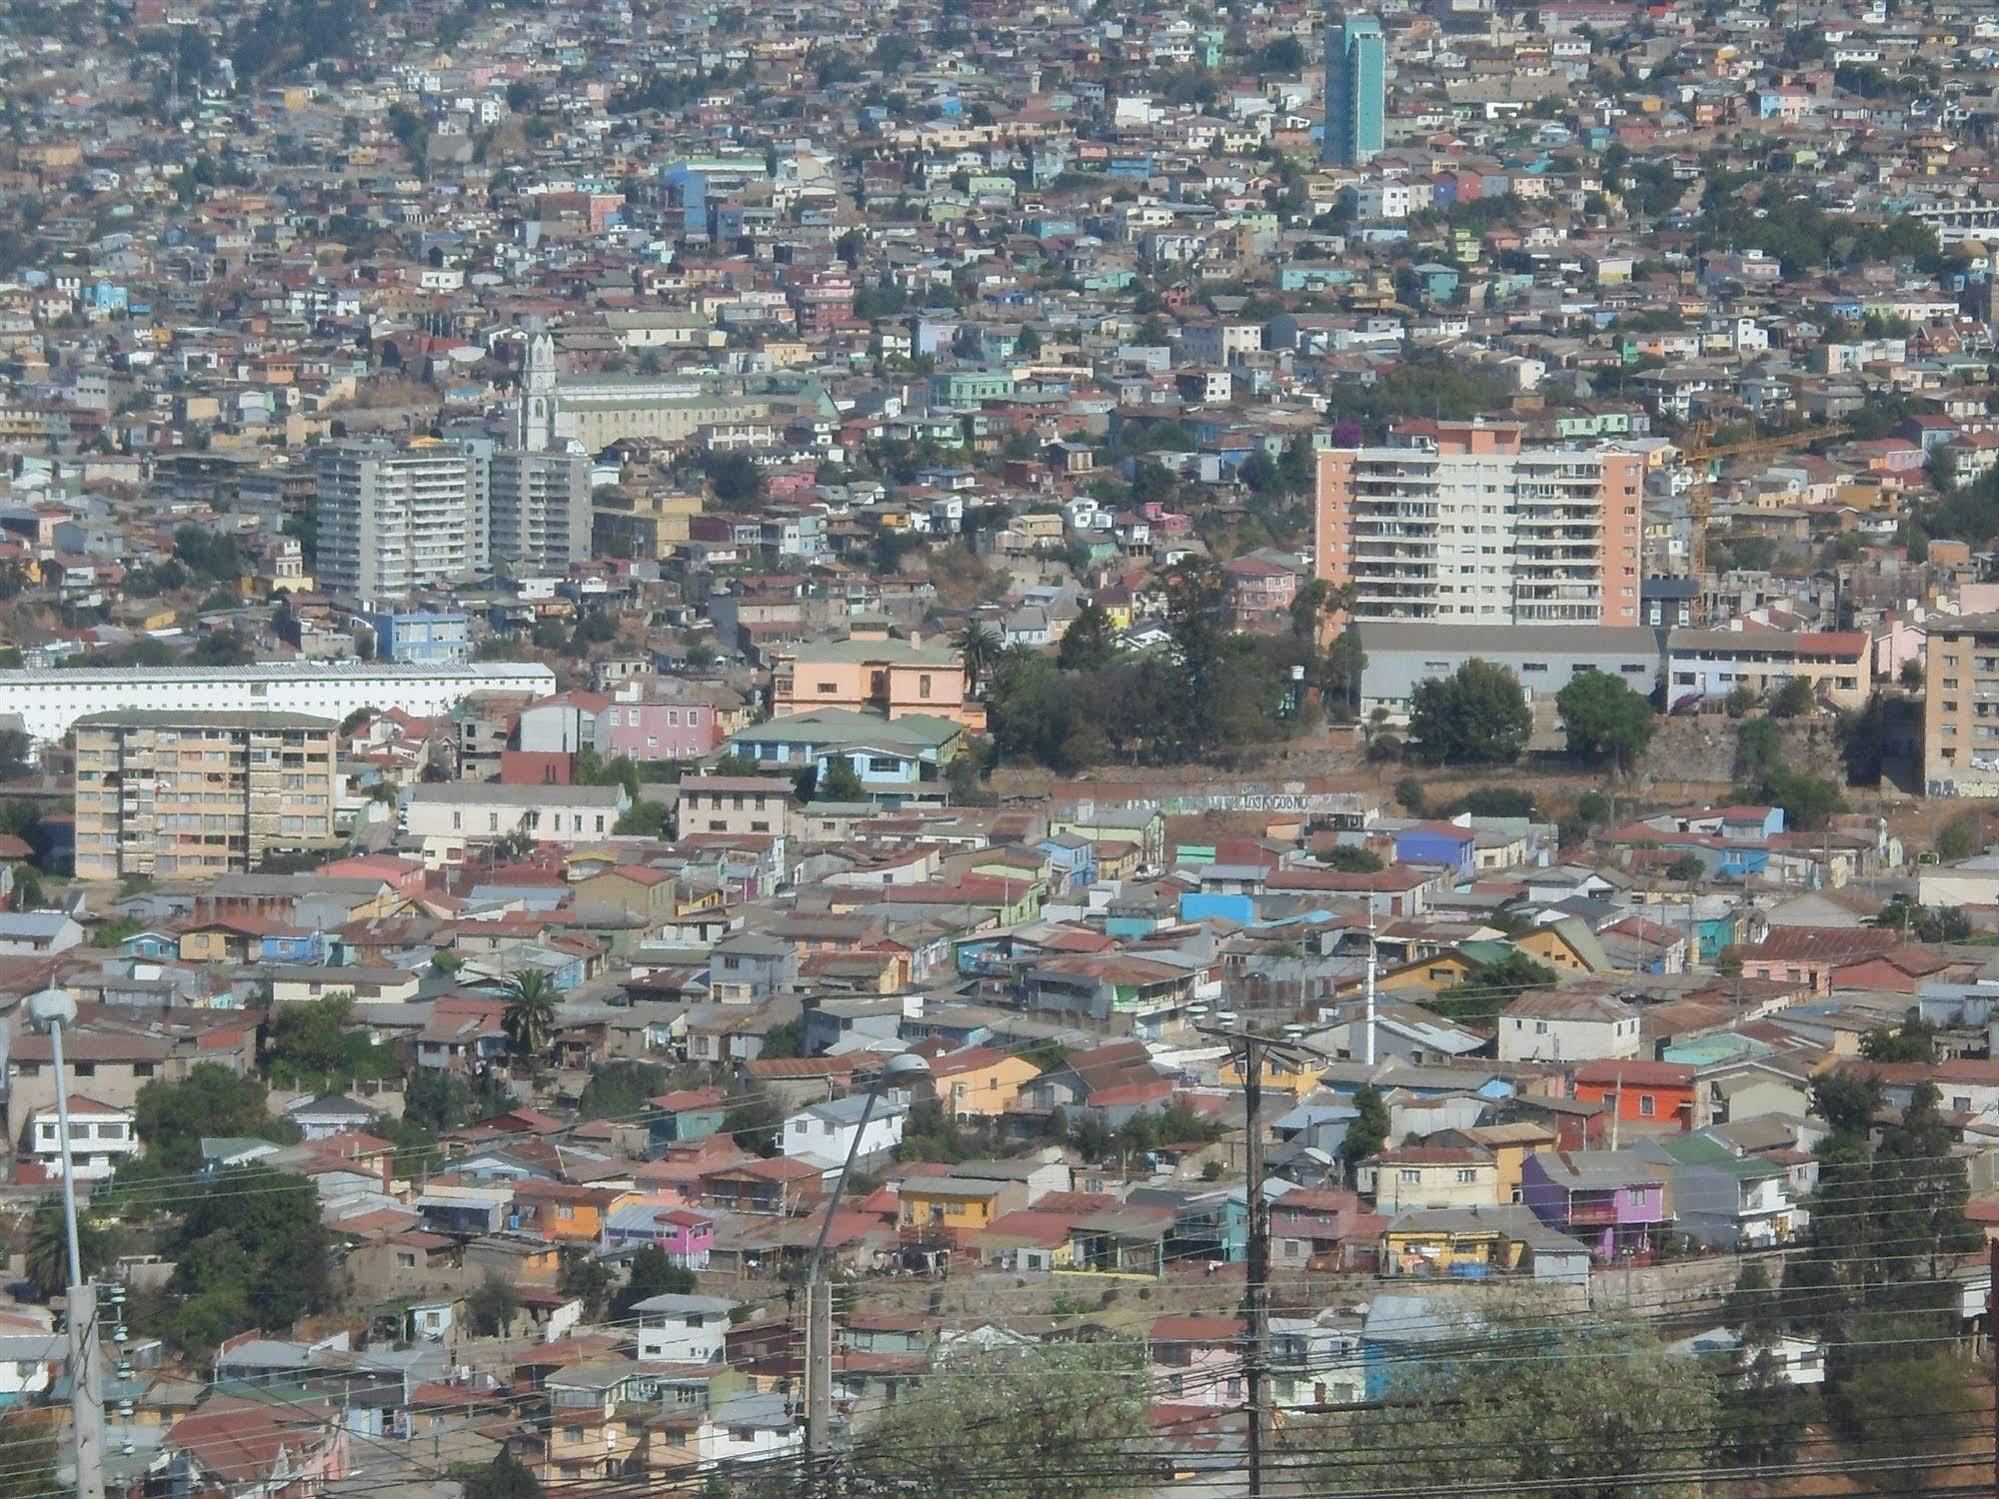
[1037,833,1098,891]
[363,609,471,666]
[1360,1295,1471,1398]
[1180,891,1255,925]
[1393,821,1478,881]
[119,930,179,960]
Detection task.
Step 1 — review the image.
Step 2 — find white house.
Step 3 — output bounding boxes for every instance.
[631,1293,737,1363]
[0,913,83,956]
[694,1394,800,1466]
[400,783,629,863]
[0,1332,63,1405]
[28,1095,139,1182]
[781,1091,910,1168]
[1677,1328,1825,1386]
[1497,989,1642,1064]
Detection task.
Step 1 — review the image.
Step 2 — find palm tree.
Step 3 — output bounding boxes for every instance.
[500,969,559,1069]
[955,621,1000,697]
[25,1200,103,1302]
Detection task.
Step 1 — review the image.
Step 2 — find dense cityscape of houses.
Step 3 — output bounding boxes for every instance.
[2,0,1999,1489]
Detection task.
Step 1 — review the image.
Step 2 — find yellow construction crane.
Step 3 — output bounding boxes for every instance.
[1682,420,1851,577]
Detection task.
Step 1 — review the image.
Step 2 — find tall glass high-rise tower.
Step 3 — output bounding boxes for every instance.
[1323,14,1385,166]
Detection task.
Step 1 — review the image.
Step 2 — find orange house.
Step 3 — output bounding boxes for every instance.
[1572,1060,1697,1132]
[508,1181,634,1243]
[770,636,986,730]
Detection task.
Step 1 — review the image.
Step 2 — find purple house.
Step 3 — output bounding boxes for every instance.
[1519,1150,1671,1263]
[1393,821,1478,881]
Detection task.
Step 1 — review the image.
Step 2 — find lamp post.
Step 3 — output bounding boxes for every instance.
[28,988,104,1499]
[802,1051,931,1490]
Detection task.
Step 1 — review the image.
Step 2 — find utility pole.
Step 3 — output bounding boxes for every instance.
[1363,915,1378,1068]
[1201,1025,1324,1499]
[32,991,104,1499]
[1242,1038,1271,1499]
[1989,1236,1997,1499]
[802,1053,931,1495]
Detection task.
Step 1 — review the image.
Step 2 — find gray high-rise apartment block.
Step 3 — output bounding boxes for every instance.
[488,448,593,574]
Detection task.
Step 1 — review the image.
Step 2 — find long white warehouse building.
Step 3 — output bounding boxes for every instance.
[0,663,557,744]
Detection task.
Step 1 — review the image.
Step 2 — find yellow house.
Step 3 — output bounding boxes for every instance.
[1462,1122,1558,1201]
[929,1048,1041,1118]
[899,1179,1002,1236]
[1380,1217,1528,1278]
[1513,919,1608,975]
[1220,1050,1320,1099]
[1346,951,1482,997]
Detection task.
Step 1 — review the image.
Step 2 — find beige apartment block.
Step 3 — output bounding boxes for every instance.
[74,711,338,881]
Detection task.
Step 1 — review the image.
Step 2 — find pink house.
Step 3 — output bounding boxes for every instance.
[596,699,726,761]
[165,1396,350,1499]
[1149,1314,1246,1406]
[603,1200,716,1269]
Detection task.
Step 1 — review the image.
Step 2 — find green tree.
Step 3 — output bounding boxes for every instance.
[1711,1263,1811,1470]
[1408,660,1532,766]
[500,969,559,1065]
[1734,717,1783,784]
[1432,951,1558,1026]
[456,1454,541,1499]
[1757,767,1847,832]
[168,1164,328,1331]
[576,1061,669,1122]
[1322,845,1384,873]
[1556,670,1656,772]
[841,1341,1150,1499]
[1666,852,1704,882]
[135,1064,280,1173]
[1936,811,1984,862]
[614,1245,697,1318]
[1056,603,1116,672]
[1859,1012,1939,1063]
[266,993,392,1091]
[1768,676,1816,718]
[557,1245,614,1319]
[404,1068,475,1133]
[818,758,866,802]
[1872,897,1972,944]
[1312,1304,1718,1498]
[1338,1084,1389,1180]
[465,1274,519,1337]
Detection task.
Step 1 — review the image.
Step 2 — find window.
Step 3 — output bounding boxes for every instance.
[919,674,932,698]
[1456,1168,1478,1183]
[1638,1094,1655,1117]
[1627,1188,1647,1204]
[1399,1169,1420,1184]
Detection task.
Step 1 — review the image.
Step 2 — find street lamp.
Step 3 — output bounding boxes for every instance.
[28,988,104,1499]
[802,1050,931,1488]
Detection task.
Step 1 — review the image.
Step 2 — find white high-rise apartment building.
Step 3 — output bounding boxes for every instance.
[315,439,478,604]
[1315,421,1644,627]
